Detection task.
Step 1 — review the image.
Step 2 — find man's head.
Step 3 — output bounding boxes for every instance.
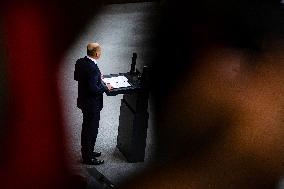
[87,42,101,59]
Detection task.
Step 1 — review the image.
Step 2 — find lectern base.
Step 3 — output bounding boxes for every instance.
[116,98,149,163]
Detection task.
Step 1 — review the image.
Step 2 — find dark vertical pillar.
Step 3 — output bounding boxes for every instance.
[130,52,137,75]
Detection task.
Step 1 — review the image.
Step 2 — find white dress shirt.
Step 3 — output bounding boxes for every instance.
[87,55,104,79]
[87,55,98,64]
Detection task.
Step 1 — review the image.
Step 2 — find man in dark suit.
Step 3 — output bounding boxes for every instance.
[74,42,113,165]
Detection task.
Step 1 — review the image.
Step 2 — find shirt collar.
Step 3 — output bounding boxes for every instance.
[87,55,97,64]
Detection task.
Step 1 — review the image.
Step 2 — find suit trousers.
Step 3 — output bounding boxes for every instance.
[81,109,101,160]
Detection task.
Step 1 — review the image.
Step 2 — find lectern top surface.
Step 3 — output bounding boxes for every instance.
[103,72,143,96]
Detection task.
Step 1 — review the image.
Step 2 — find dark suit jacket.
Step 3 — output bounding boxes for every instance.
[74,56,107,112]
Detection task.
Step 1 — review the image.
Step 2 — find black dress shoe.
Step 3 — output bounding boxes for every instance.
[82,158,104,165]
[92,151,101,157]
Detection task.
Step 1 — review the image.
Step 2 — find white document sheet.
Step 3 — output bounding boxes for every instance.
[102,76,131,88]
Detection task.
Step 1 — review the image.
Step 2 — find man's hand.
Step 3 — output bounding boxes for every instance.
[106,83,113,91]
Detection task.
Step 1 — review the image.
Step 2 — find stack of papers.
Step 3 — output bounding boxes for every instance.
[102,76,131,88]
